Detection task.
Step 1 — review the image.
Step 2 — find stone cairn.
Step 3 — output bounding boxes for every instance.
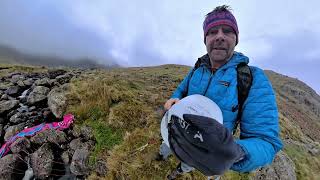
[0,69,104,180]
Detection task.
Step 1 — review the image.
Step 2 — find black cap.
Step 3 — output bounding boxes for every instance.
[168,114,244,176]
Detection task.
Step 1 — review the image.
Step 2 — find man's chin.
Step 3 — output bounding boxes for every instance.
[209,53,227,62]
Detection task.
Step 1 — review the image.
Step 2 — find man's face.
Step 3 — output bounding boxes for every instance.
[205,25,237,66]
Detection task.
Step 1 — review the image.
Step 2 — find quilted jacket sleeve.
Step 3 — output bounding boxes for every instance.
[231,67,283,172]
[171,68,194,99]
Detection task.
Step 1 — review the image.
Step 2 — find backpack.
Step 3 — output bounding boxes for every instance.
[183,58,253,134]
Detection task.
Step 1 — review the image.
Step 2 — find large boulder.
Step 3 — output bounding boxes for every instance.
[70,148,90,176]
[34,78,51,87]
[0,100,19,114]
[55,73,73,84]
[4,123,26,141]
[23,78,34,87]
[9,112,26,124]
[80,126,94,141]
[0,82,14,91]
[10,74,25,84]
[30,128,67,145]
[0,154,27,180]
[47,69,67,79]
[10,137,31,154]
[27,86,50,105]
[254,151,296,180]
[5,86,22,97]
[31,143,54,180]
[48,84,69,118]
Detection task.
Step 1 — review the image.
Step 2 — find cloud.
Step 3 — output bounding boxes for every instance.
[0,0,115,64]
[0,0,319,93]
[248,29,320,94]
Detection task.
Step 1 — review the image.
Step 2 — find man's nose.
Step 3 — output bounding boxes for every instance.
[215,29,225,42]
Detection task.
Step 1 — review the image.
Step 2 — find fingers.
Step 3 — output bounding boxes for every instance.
[164,98,180,110]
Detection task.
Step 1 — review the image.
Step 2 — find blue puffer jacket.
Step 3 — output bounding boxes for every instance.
[171,52,283,172]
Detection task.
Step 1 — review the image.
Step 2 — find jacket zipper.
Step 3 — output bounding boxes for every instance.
[204,69,216,95]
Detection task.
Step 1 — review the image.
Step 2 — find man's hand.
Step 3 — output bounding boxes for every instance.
[168,114,246,176]
[164,98,180,110]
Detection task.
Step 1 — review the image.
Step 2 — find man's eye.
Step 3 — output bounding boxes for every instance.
[223,29,233,34]
[208,30,218,35]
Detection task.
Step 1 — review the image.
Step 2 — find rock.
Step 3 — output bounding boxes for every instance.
[5,86,21,97]
[69,138,95,153]
[0,154,27,180]
[69,138,83,151]
[61,151,70,164]
[48,84,69,118]
[9,112,25,124]
[70,148,90,176]
[47,69,67,79]
[31,143,54,180]
[28,72,46,79]
[84,140,95,150]
[4,123,25,141]
[0,100,19,114]
[23,78,34,87]
[11,74,25,84]
[55,73,73,84]
[72,125,81,138]
[1,94,9,100]
[7,109,17,119]
[0,82,14,91]
[34,78,51,87]
[0,90,3,97]
[49,79,59,87]
[27,86,50,105]
[308,147,320,156]
[17,80,25,87]
[95,160,108,176]
[29,106,36,111]
[30,129,67,145]
[254,151,296,180]
[10,137,31,154]
[81,126,94,141]
[8,96,16,100]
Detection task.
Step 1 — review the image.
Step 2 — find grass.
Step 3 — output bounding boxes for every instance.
[65,66,265,179]
[284,144,320,180]
[84,119,123,164]
[0,63,47,77]
[4,64,317,179]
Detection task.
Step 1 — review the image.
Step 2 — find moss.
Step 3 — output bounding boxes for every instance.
[84,120,123,163]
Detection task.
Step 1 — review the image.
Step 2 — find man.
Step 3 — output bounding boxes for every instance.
[159,5,283,179]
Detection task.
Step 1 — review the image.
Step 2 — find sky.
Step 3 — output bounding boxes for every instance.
[0,0,319,94]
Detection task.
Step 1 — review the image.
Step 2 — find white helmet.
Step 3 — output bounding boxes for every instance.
[161,94,223,147]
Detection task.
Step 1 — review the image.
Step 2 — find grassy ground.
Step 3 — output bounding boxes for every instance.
[48,65,320,179]
[65,66,256,179]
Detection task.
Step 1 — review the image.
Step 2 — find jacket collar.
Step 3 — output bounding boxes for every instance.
[198,51,249,70]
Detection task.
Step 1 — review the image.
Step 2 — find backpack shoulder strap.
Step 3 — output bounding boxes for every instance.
[182,55,207,97]
[234,63,253,134]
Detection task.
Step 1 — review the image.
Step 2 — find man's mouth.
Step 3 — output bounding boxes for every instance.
[213,47,227,50]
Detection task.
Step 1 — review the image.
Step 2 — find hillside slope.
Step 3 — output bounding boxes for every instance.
[64,65,320,179]
[0,64,319,179]
[0,44,118,68]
